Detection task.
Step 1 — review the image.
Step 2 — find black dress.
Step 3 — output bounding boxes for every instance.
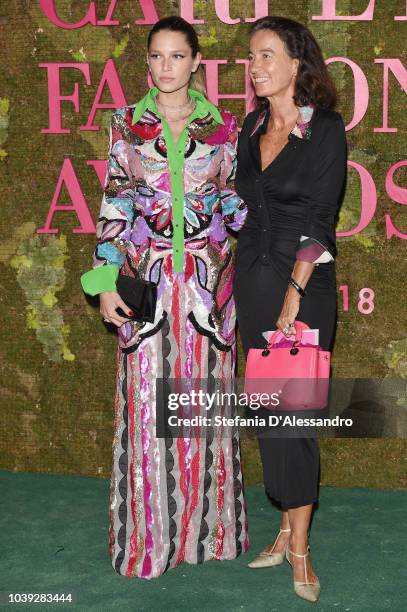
[233,105,347,509]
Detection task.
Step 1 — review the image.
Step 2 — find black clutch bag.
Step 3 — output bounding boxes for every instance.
[116,275,157,323]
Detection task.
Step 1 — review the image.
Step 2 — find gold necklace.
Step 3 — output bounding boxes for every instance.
[158,100,196,123]
[156,97,193,113]
[163,114,192,123]
[269,111,299,135]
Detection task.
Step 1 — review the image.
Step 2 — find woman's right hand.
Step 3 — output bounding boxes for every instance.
[99,292,134,327]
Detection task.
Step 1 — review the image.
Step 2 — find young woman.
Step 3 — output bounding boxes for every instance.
[80,16,248,579]
[233,17,347,603]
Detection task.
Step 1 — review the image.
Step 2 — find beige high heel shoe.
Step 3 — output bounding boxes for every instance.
[285,546,321,603]
[247,528,291,568]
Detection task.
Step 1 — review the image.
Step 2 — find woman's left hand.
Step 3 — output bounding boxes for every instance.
[276,287,301,337]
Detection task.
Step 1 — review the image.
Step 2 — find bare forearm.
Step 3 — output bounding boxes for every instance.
[276,260,315,336]
[291,260,315,291]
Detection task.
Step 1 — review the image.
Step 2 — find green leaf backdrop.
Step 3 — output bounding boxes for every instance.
[0,1,406,488]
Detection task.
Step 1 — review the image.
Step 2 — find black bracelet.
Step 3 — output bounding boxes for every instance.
[288,277,306,298]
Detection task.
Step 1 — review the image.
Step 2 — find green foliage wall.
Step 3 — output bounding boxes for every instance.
[0,1,406,488]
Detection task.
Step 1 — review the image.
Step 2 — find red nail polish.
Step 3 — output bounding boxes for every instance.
[128,310,134,316]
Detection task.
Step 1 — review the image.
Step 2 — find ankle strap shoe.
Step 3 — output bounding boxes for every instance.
[248,528,291,569]
[286,546,321,603]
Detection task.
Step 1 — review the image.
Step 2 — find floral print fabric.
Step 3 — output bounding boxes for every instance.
[83,89,249,578]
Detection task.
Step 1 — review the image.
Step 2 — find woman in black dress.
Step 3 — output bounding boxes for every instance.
[233,17,347,603]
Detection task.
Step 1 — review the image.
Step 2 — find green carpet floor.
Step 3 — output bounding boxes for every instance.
[1,471,405,611]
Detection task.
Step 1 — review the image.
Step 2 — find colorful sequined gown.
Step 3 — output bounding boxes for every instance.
[81,88,249,578]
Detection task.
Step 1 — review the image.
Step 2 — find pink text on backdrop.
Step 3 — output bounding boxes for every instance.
[38,0,159,27]
[37,158,96,234]
[373,60,407,132]
[339,286,376,315]
[38,0,268,27]
[39,57,407,134]
[39,0,407,26]
[36,159,407,240]
[385,161,407,240]
[312,0,406,21]
[336,161,376,238]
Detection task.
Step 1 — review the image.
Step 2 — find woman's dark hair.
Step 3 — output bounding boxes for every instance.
[250,16,337,109]
[147,16,206,94]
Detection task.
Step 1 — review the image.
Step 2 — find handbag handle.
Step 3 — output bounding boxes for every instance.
[268,320,310,347]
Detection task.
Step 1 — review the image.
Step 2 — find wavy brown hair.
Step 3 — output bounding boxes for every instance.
[250,16,337,109]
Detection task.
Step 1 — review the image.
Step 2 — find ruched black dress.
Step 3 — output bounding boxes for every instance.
[233,104,347,509]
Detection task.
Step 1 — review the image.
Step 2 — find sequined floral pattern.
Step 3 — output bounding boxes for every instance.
[86,90,249,579]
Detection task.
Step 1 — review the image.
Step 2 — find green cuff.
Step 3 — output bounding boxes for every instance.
[80,264,119,296]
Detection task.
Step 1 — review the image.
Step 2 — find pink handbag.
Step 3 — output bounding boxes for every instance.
[244,321,330,410]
